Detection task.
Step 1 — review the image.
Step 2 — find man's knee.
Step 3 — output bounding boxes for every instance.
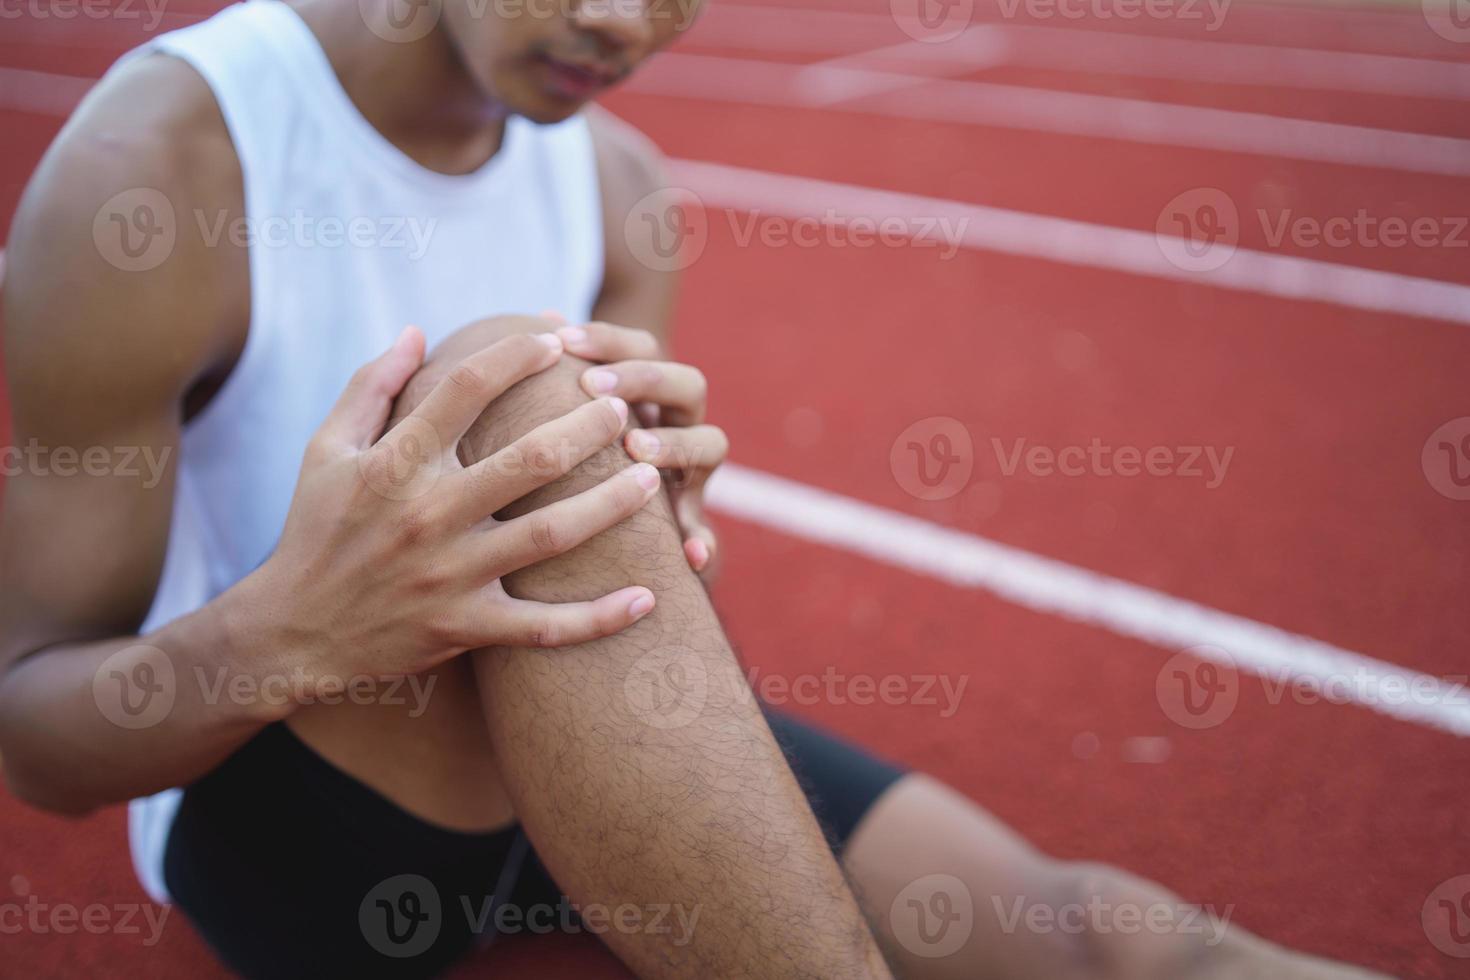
[394,314,586,448]
[390,314,686,598]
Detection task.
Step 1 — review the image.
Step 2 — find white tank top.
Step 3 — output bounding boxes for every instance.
[119,0,605,903]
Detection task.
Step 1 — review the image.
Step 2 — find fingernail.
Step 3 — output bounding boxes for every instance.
[628,430,659,459]
[534,332,563,353]
[686,537,709,569]
[584,368,618,394]
[539,309,568,326]
[628,592,655,618]
[557,325,588,347]
[608,397,629,424]
[632,462,661,491]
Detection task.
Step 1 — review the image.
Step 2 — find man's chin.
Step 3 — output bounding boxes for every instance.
[512,94,591,125]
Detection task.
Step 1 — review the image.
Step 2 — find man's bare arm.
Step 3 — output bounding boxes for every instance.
[0,56,278,812]
[0,59,658,813]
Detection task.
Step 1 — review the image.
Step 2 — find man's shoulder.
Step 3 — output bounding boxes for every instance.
[586,106,667,204]
[5,51,248,396]
[51,52,241,205]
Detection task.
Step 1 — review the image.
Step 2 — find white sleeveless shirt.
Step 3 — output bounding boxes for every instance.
[119,0,605,903]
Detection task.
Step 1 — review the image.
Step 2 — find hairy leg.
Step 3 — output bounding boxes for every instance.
[393,316,890,979]
[843,774,1388,980]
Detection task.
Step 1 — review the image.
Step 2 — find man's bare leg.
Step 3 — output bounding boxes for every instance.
[842,772,1388,979]
[393,316,890,979]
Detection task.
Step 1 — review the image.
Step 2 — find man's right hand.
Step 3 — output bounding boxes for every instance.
[228,326,660,698]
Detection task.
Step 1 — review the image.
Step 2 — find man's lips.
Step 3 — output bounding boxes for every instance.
[539,55,621,99]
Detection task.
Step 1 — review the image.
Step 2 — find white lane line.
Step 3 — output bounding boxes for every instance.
[670,158,1470,326]
[632,53,1470,178]
[707,463,1470,738]
[11,53,1470,179]
[9,67,1467,322]
[774,20,1470,106]
[982,25,1470,102]
[692,3,1470,99]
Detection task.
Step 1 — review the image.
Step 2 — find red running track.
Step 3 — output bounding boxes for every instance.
[1,1,1468,976]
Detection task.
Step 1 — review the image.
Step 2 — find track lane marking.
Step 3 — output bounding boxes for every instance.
[707,463,1470,738]
[631,54,1470,178]
[670,158,1470,325]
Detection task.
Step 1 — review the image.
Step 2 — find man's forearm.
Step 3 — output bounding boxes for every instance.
[0,587,289,813]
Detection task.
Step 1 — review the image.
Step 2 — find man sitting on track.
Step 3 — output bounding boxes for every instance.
[0,0,1383,977]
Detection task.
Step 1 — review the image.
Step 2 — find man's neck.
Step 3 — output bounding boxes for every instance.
[290,0,509,176]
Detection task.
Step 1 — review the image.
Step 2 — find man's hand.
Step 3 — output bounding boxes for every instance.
[555,320,727,576]
[231,325,661,697]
